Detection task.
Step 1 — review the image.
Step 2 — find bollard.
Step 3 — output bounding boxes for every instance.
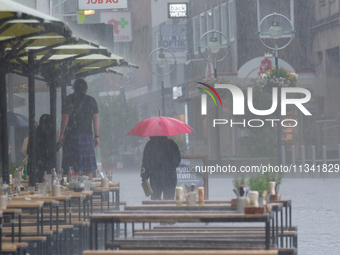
[301,145,305,177]
[311,146,316,178]
[322,146,327,179]
[281,145,286,166]
[291,145,296,178]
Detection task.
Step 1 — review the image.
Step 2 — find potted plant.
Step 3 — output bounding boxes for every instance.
[265,171,283,200]
[233,174,246,196]
[247,175,269,206]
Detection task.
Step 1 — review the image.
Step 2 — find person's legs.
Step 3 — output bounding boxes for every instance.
[163,181,176,200]
[150,178,162,200]
[74,134,97,179]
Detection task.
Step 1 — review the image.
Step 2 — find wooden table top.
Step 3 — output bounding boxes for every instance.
[7,200,44,208]
[17,194,71,201]
[61,191,87,199]
[10,196,60,205]
[93,186,119,192]
[90,212,270,223]
[93,181,119,187]
[125,205,234,211]
[142,200,231,205]
[1,208,22,214]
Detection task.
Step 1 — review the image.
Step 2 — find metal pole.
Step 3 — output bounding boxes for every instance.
[28,51,37,187]
[214,59,221,163]
[275,44,282,167]
[301,145,305,177]
[161,74,165,116]
[0,64,9,184]
[50,79,57,170]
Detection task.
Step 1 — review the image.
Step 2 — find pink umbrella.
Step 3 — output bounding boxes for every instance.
[127,116,193,137]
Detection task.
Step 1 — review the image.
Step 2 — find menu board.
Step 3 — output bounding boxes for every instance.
[176,156,208,199]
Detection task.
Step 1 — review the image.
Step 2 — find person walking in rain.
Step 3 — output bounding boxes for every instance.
[141,136,181,200]
[59,79,99,179]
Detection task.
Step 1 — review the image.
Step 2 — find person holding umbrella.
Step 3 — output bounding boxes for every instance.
[127,116,193,200]
[141,136,181,200]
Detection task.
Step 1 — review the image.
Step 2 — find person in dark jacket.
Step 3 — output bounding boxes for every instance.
[27,114,53,182]
[141,136,181,200]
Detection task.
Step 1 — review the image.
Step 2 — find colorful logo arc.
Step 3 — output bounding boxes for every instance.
[197,82,222,106]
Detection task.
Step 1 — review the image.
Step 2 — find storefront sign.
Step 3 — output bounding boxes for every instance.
[168,3,188,18]
[100,12,132,42]
[78,0,127,10]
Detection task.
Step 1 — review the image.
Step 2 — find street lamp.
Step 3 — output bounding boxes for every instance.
[148,47,176,116]
[198,29,229,162]
[258,12,294,166]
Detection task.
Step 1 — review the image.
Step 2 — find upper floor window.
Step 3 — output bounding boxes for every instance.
[200,12,206,52]
[228,0,235,41]
[193,15,199,54]
[221,3,227,45]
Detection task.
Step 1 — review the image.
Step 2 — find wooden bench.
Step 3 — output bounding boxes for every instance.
[83,250,279,255]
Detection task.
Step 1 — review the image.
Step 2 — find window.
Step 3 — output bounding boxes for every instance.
[228,0,235,41]
[193,15,199,54]
[200,12,206,52]
[214,6,220,31]
[257,0,294,38]
[221,3,227,45]
[207,9,213,42]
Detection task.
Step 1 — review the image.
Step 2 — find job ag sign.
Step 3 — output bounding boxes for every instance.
[78,0,127,10]
[101,12,132,42]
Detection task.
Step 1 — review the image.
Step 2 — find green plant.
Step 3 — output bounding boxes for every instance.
[264,171,284,186]
[233,174,246,189]
[247,175,269,197]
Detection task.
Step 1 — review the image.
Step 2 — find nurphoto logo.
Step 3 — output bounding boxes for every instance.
[197,82,312,128]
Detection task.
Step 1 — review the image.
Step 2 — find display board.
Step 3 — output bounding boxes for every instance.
[176,155,208,199]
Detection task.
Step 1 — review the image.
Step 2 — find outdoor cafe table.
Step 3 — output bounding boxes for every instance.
[7,200,44,235]
[124,205,234,211]
[14,193,71,224]
[90,212,272,250]
[142,200,232,205]
[2,209,22,243]
[10,196,59,231]
[61,190,92,221]
[92,187,120,212]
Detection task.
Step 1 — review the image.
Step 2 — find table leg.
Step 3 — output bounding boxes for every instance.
[83,197,86,221]
[50,204,52,230]
[124,223,127,237]
[64,200,67,223]
[91,195,93,215]
[95,222,98,250]
[101,193,103,213]
[11,213,14,243]
[285,204,288,247]
[37,208,40,235]
[41,207,44,235]
[69,199,72,224]
[108,192,110,211]
[272,216,274,244]
[19,214,21,243]
[265,217,270,250]
[90,221,93,250]
[281,209,284,247]
[0,217,2,254]
[276,210,279,246]
[79,198,81,221]
[116,189,120,211]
